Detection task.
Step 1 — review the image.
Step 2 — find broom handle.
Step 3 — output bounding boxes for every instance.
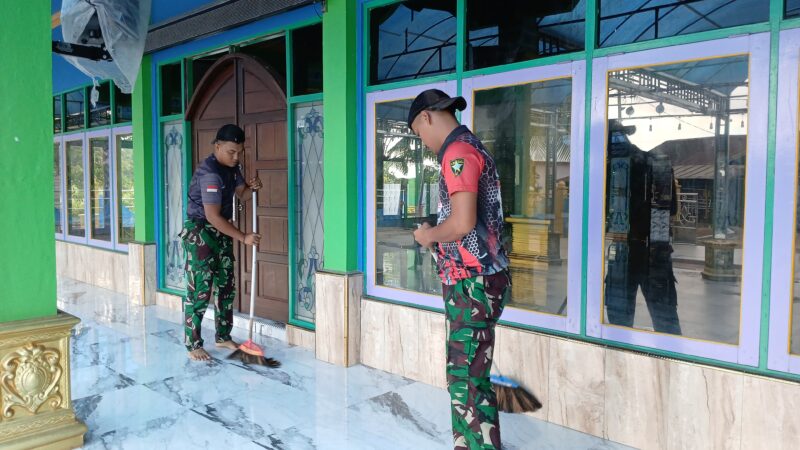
[249,189,257,340]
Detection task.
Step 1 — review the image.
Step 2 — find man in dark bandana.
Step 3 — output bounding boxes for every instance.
[181,124,262,361]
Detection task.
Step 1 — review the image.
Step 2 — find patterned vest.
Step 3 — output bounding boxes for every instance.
[436,126,509,284]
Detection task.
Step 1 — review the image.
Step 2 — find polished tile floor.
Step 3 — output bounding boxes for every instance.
[59,278,633,450]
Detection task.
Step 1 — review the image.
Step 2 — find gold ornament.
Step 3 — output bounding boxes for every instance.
[1,344,63,418]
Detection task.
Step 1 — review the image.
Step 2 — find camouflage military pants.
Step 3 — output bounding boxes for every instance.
[180,220,235,351]
[443,270,510,450]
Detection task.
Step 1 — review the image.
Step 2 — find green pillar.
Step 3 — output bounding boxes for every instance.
[0,2,57,322]
[133,54,156,243]
[322,0,359,272]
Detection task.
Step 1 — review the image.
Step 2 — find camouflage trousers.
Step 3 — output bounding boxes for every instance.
[180,220,235,351]
[443,270,510,450]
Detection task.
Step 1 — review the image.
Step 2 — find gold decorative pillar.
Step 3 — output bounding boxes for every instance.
[0,313,87,449]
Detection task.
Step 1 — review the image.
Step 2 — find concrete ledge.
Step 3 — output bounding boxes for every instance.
[56,241,128,294]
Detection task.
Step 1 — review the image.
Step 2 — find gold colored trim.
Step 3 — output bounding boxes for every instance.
[788,64,800,355]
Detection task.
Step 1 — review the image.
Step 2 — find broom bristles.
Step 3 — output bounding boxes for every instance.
[494,383,542,413]
[227,348,281,368]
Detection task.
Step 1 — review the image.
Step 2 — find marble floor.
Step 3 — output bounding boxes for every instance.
[59,277,633,450]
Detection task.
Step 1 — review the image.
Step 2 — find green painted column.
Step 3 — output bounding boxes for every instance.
[0,2,57,322]
[322,0,359,272]
[132,54,156,243]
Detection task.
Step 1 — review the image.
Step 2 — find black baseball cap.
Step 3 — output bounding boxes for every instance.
[215,124,245,144]
[407,89,467,128]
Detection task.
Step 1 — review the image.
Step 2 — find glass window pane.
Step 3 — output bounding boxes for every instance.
[89,82,111,128]
[787,0,800,19]
[163,120,187,290]
[190,51,227,100]
[467,1,585,70]
[474,78,572,314]
[89,137,112,242]
[240,35,287,85]
[54,142,62,234]
[161,63,182,116]
[54,96,62,134]
[117,134,135,244]
[114,84,132,123]
[598,0,770,48]
[66,89,85,131]
[370,1,457,85]
[66,140,85,237]
[292,24,323,96]
[294,102,324,323]
[375,99,441,294]
[603,55,749,344]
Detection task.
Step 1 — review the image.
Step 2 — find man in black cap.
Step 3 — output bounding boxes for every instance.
[410,89,510,450]
[181,124,262,361]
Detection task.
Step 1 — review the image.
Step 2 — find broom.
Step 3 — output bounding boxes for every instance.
[491,374,542,413]
[415,225,541,413]
[227,190,281,368]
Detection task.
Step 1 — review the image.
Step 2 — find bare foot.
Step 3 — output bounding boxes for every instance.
[188,348,211,361]
[215,340,239,351]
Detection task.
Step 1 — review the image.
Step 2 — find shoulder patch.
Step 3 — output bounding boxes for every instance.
[450,158,464,176]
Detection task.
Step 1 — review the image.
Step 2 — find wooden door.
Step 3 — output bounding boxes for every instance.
[186,54,289,322]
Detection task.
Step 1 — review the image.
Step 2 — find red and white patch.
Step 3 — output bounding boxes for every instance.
[206,185,219,193]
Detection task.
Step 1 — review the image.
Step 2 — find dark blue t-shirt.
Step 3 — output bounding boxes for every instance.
[187,155,244,220]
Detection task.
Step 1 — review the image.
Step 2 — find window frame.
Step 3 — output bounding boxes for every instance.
[459,61,587,333]
[365,80,458,311]
[86,130,116,249]
[585,34,771,366]
[54,138,66,240]
[113,126,134,251]
[55,126,133,253]
[768,27,800,374]
[62,132,89,244]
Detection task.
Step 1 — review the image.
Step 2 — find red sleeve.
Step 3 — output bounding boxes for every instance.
[442,142,484,195]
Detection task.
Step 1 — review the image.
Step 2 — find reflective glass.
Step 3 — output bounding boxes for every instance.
[474,78,572,314]
[114,84,132,123]
[294,102,324,323]
[374,99,441,294]
[54,96,62,134]
[370,1,457,85]
[89,83,111,128]
[292,24,323,96]
[66,89,85,131]
[54,142,62,234]
[603,55,749,344]
[66,140,85,237]
[117,134,135,244]
[240,35,287,84]
[90,137,112,242]
[161,63,182,116]
[467,0,585,70]
[598,0,769,48]
[190,51,227,99]
[787,0,800,19]
[163,120,187,290]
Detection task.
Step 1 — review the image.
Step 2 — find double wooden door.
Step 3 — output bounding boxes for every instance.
[186,54,289,322]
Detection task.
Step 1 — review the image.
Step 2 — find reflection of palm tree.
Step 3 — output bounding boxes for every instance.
[379,119,438,218]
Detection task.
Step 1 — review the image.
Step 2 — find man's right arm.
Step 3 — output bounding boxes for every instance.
[203,203,259,246]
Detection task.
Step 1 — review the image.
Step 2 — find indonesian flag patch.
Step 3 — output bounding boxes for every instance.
[450,158,464,176]
[206,185,219,193]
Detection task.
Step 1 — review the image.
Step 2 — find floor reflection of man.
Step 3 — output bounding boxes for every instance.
[605,120,682,335]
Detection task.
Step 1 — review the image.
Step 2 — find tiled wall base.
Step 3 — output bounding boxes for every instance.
[0,312,87,449]
[315,271,362,367]
[56,241,128,294]
[287,325,315,352]
[359,298,800,450]
[126,243,156,306]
